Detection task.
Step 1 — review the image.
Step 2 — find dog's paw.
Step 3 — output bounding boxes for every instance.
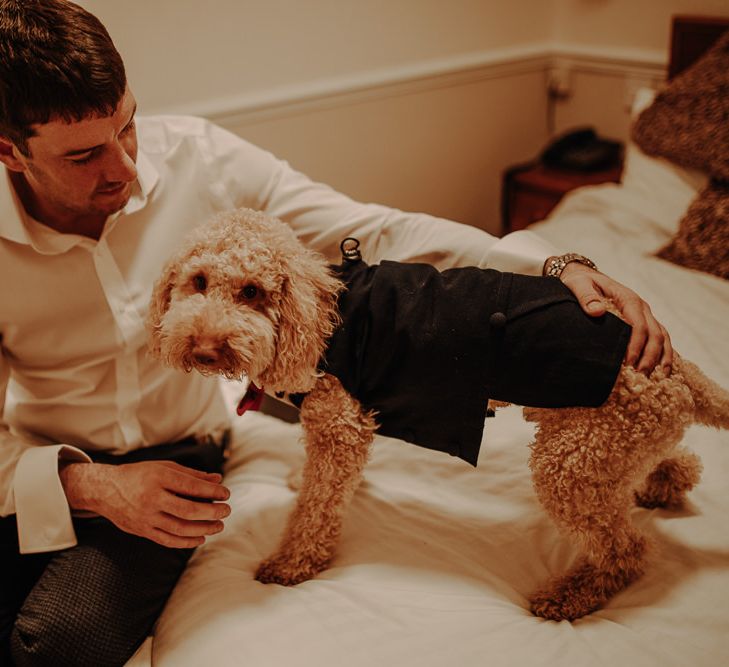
[634,454,702,510]
[255,554,328,586]
[528,587,598,622]
[529,561,609,621]
[529,554,645,622]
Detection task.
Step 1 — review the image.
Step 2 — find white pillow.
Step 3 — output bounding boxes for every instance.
[621,87,708,237]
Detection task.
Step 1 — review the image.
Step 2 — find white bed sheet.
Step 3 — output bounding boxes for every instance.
[146,184,729,667]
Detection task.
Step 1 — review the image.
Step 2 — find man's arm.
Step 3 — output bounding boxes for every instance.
[257,148,672,372]
[201,120,672,372]
[1,345,89,552]
[2,345,230,552]
[203,120,552,272]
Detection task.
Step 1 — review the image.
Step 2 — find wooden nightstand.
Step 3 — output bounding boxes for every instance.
[501,161,623,234]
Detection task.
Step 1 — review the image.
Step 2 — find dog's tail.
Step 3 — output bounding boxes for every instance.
[679,357,729,430]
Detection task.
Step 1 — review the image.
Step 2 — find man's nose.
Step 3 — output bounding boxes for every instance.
[103,143,137,183]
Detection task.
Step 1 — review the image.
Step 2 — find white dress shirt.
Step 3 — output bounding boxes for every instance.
[0,115,557,553]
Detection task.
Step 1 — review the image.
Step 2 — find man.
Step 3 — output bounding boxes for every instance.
[0,0,670,664]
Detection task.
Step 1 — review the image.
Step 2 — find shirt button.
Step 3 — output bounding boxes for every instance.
[489,312,507,328]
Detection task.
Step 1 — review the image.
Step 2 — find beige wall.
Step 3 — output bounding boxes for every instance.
[232,71,548,233]
[79,0,553,114]
[76,1,728,235]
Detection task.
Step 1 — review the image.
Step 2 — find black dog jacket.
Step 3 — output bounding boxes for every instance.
[309,249,631,467]
[245,245,630,467]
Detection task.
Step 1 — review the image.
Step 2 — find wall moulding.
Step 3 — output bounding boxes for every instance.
[155,43,667,129]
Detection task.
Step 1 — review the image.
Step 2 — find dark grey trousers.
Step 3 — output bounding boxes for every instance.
[1,437,227,666]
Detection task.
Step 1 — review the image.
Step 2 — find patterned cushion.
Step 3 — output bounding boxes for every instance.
[632,32,729,180]
[655,182,729,279]
[632,31,729,278]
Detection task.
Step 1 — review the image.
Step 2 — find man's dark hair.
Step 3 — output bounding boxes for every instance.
[0,0,126,155]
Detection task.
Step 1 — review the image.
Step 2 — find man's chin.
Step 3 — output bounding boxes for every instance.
[92,184,132,214]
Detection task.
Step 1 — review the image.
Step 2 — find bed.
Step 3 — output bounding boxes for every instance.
[131,16,729,667]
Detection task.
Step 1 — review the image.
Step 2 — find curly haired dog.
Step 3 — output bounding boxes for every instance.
[147,208,729,622]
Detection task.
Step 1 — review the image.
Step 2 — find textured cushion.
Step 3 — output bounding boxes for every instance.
[632,31,729,279]
[632,32,729,180]
[656,181,729,279]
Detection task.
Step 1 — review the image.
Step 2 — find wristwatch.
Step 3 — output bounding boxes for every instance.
[543,253,597,279]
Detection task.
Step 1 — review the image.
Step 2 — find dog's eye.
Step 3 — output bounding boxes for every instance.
[238,284,262,302]
[192,274,207,292]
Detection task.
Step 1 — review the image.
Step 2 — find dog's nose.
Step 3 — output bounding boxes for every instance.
[192,343,220,366]
[194,352,218,365]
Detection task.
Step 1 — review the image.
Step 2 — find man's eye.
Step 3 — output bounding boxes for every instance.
[238,284,261,301]
[192,274,207,291]
[69,153,94,165]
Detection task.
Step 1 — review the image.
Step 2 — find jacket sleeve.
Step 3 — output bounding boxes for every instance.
[202,120,558,274]
[1,345,91,554]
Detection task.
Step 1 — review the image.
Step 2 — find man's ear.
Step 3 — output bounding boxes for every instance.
[0,137,27,172]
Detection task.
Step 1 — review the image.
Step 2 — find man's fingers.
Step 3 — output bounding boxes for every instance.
[616,294,661,371]
[622,310,649,369]
[659,325,674,374]
[622,306,673,375]
[161,492,231,521]
[92,463,232,548]
[635,319,670,374]
[160,467,230,501]
[559,266,606,316]
[149,501,229,548]
[148,528,206,550]
[571,269,672,376]
[574,289,606,315]
[572,281,606,316]
[157,460,223,482]
[156,512,226,538]
[583,298,606,315]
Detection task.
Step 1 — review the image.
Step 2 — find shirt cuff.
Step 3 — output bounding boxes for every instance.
[13,444,92,554]
[483,230,558,275]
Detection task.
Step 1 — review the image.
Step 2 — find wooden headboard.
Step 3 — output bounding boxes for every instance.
[669,15,729,79]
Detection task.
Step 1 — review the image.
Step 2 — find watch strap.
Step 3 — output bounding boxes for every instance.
[543,253,597,278]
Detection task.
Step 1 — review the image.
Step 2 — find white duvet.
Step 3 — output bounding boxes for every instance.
[130,177,729,667]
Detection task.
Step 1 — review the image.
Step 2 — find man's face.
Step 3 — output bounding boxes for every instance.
[6,88,138,227]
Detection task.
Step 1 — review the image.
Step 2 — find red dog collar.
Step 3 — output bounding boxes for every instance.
[236,382,265,415]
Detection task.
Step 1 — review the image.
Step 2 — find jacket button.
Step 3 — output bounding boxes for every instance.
[489,311,507,328]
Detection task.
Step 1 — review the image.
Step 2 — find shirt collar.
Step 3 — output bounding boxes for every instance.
[0,148,159,252]
[126,148,158,215]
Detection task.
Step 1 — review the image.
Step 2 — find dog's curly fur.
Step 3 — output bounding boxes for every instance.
[148,208,729,622]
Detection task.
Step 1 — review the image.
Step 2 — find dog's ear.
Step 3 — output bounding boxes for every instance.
[146,259,178,358]
[262,252,343,393]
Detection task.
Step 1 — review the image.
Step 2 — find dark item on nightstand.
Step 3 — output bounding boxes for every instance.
[540,127,622,173]
[502,127,623,234]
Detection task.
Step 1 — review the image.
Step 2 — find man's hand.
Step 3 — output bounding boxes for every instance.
[559,262,672,375]
[60,460,231,549]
